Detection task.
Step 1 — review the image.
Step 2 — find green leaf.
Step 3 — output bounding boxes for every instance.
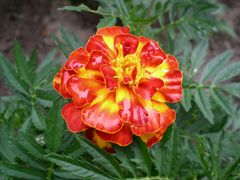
[27,49,38,83]
[194,88,214,124]
[200,50,233,82]
[168,124,178,175]
[60,27,75,51]
[221,157,240,178]
[31,105,47,130]
[191,40,208,74]
[50,34,70,58]
[181,88,192,111]
[0,127,16,162]
[13,41,32,85]
[47,153,111,179]
[10,139,46,170]
[114,146,137,177]
[18,133,46,158]
[75,134,124,179]
[210,88,234,115]
[36,48,57,73]
[97,16,117,29]
[130,138,152,176]
[221,83,240,98]
[0,53,28,95]
[60,4,91,13]
[0,162,45,180]
[213,61,240,83]
[45,99,65,152]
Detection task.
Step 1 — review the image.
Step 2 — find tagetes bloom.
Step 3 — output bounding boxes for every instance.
[53,26,182,150]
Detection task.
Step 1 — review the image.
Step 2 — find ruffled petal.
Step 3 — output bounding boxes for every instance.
[116,86,149,126]
[53,72,61,93]
[100,65,118,91]
[97,125,132,146]
[153,70,182,103]
[86,51,110,71]
[134,78,164,99]
[85,129,114,153]
[140,129,163,148]
[145,54,179,78]
[86,35,116,59]
[82,93,123,133]
[131,101,176,135]
[60,69,75,98]
[114,34,139,56]
[62,103,89,133]
[140,40,166,67]
[97,26,129,51]
[66,75,103,107]
[65,48,89,72]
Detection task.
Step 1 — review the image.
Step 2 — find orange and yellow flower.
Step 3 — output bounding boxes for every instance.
[53,26,182,150]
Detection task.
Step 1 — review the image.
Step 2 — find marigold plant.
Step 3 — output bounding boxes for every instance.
[53,26,183,150]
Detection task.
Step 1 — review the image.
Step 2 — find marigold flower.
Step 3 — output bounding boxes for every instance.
[53,26,182,150]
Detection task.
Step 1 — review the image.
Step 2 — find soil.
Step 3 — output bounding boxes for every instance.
[0,0,239,95]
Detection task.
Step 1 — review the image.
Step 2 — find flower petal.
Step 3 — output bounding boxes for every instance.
[100,65,118,91]
[131,101,176,135]
[62,103,89,133]
[145,54,179,78]
[114,34,139,56]
[53,72,61,93]
[153,70,183,103]
[82,93,123,133]
[97,125,132,146]
[97,26,129,51]
[65,48,89,72]
[116,86,149,126]
[134,78,164,99]
[85,129,114,153]
[86,51,110,71]
[140,40,166,67]
[86,35,116,59]
[66,75,103,107]
[60,69,75,98]
[140,130,163,148]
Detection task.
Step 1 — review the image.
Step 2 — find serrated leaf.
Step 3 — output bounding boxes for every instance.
[50,34,70,58]
[0,53,28,95]
[200,50,233,82]
[45,99,65,152]
[13,41,32,85]
[191,40,208,74]
[36,48,57,73]
[10,139,46,170]
[53,169,84,179]
[97,16,116,29]
[194,88,214,124]
[210,88,234,115]
[181,88,192,111]
[60,4,91,13]
[47,153,111,180]
[31,105,47,130]
[60,27,75,51]
[27,49,38,83]
[75,134,123,179]
[130,138,152,176]
[0,162,45,180]
[221,83,240,98]
[0,127,16,162]
[213,61,240,83]
[114,146,137,177]
[18,133,46,158]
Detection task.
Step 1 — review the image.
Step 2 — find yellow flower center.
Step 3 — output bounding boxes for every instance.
[111,43,146,86]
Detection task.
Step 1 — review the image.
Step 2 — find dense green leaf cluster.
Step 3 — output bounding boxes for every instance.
[0,0,239,179]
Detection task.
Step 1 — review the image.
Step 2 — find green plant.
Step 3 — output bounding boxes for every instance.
[0,0,239,179]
